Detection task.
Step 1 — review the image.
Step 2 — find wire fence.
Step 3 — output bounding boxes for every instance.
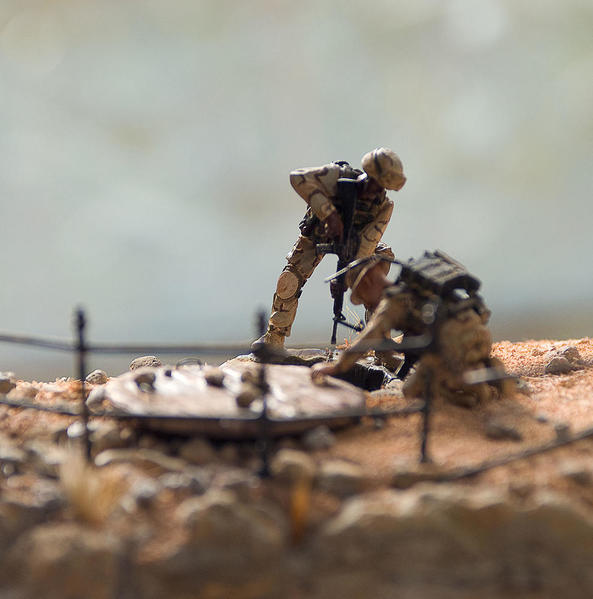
[0,307,590,481]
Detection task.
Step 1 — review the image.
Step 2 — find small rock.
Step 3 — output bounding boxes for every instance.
[484,420,523,442]
[0,373,16,394]
[559,346,582,364]
[271,449,316,481]
[129,478,162,508]
[86,386,107,411]
[302,425,336,451]
[66,421,86,440]
[535,412,549,423]
[235,382,260,408]
[241,370,257,384]
[7,382,38,400]
[129,355,162,371]
[204,366,225,387]
[179,437,217,465]
[317,459,365,497]
[0,443,27,476]
[90,421,133,453]
[545,356,572,375]
[85,369,108,385]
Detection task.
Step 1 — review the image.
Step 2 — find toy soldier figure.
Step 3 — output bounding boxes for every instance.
[312,251,511,406]
[255,148,406,347]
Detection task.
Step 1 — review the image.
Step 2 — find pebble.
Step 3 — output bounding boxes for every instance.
[204,366,225,387]
[86,387,107,411]
[559,346,582,364]
[129,356,162,371]
[8,383,38,400]
[0,444,27,476]
[0,372,17,394]
[544,357,572,375]
[302,425,336,451]
[85,370,108,385]
[235,382,260,408]
[91,421,134,453]
[270,449,316,481]
[129,478,162,508]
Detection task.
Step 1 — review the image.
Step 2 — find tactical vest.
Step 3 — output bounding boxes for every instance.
[299,162,387,239]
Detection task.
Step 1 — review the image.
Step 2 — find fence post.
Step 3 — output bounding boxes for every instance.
[255,311,271,477]
[74,307,92,461]
[420,367,433,463]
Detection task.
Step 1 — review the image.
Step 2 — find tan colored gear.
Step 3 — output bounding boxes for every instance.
[361,148,406,191]
[276,270,300,300]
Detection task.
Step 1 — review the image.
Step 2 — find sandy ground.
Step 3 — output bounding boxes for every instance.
[1,338,593,514]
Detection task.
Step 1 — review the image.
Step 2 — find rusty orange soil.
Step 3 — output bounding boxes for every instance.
[1,339,593,499]
[315,338,593,493]
[1,338,593,560]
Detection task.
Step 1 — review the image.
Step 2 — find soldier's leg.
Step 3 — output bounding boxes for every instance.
[259,236,322,346]
[354,241,401,371]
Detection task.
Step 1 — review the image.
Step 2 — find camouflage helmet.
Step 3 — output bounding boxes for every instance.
[361,148,406,190]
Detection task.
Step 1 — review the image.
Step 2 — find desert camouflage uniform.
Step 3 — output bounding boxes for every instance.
[267,162,395,339]
[331,282,508,405]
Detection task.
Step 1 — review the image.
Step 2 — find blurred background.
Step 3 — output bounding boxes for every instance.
[0,0,592,379]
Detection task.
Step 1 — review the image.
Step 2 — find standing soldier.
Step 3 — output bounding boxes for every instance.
[255,148,406,347]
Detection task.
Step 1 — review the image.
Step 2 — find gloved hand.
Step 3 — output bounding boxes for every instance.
[330,278,343,299]
[323,211,343,241]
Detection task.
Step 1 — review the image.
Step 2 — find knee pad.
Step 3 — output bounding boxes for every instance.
[275,268,302,300]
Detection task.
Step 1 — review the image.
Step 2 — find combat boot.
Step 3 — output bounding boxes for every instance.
[251,328,286,350]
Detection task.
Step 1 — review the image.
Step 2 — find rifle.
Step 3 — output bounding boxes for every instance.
[316,177,363,345]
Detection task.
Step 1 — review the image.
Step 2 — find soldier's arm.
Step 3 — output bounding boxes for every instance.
[312,294,405,379]
[289,163,341,221]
